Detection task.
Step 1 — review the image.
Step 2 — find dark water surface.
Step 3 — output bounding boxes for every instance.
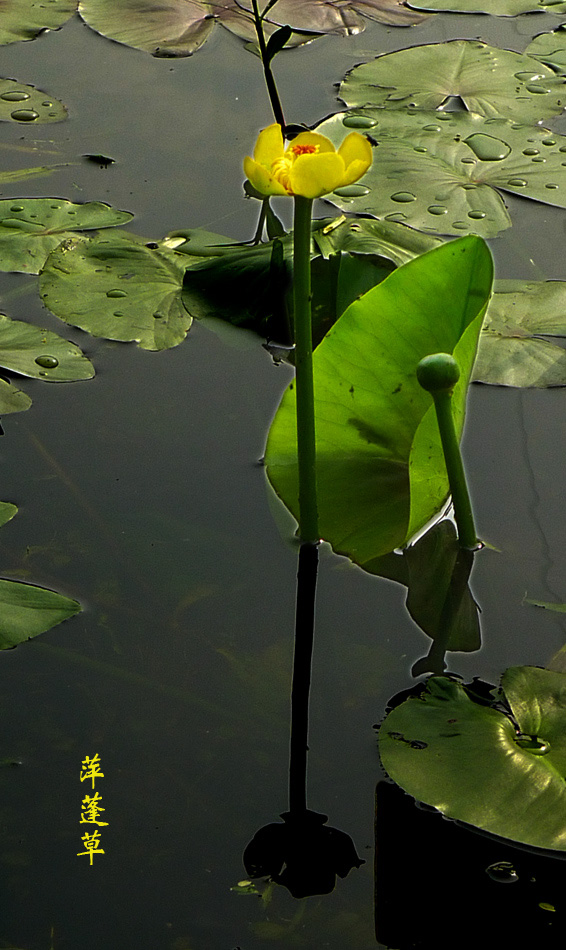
[1,8,566,950]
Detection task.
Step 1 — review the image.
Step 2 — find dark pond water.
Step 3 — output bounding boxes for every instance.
[1,6,566,950]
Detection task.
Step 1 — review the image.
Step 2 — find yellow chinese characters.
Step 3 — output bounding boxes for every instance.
[78,753,108,864]
[80,791,108,826]
[243,123,372,199]
[77,830,105,865]
[79,753,104,789]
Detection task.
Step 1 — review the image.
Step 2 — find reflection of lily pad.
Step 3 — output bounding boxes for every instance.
[340,41,566,124]
[318,111,566,237]
[380,667,566,851]
[0,313,94,382]
[0,79,67,123]
[266,236,493,562]
[0,198,133,275]
[40,233,192,350]
[0,0,76,45]
[474,280,566,387]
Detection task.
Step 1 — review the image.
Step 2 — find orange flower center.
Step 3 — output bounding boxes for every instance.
[291,144,319,157]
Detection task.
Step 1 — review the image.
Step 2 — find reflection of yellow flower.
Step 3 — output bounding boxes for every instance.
[244,123,372,199]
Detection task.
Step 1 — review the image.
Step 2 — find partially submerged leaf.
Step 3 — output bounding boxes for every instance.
[0,313,95,382]
[0,0,76,46]
[340,41,566,125]
[0,502,17,527]
[0,164,69,185]
[40,233,191,350]
[474,280,566,387]
[0,579,81,649]
[265,236,493,564]
[0,198,133,274]
[0,377,32,414]
[380,667,566,851]
[0,78,67,123]
[408,0,566,14]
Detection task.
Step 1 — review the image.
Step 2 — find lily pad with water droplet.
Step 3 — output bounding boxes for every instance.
[0,198,133,274]
[40,233,192,351]
[0,79,66,123]
[340,41,566,125]
[474,279,566,387]
[266,236,493,563]
[0,579,81,649]
[0,313,94,382]
[0,0,76,46]
[317,111,566,236]
[380,666,566,851]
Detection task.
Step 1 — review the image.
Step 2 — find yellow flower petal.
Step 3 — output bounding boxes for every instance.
[337,131,372,169]
[253,123,284,165]
[290,152,346,199]
[244,156,289,196]
[290,131,336,155]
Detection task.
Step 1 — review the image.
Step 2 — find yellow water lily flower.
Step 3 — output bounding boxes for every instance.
[244,123,372,199]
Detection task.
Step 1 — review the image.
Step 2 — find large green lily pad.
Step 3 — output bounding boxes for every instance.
[340,41,566,125]
[265,236,493,564]
[78,0,215,55]
[380,667,566,851]
[0,78,67,122]
[0,0,76,45]
[318,110,566,237]
[0,198,133,274]
[408,0,566,14]
[474,280,566,387]
[0,578,81,649]
[40,233,192,350]
[0,313,94,382]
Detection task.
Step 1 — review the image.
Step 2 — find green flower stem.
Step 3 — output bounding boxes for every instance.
[251,0,286,129]
[293,195,319,545]
[417,354,478,550]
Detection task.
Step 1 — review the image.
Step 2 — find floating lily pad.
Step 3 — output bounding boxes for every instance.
[78,0,215,55]
[0,578,81,649]
[340,41,566,125]
[526,26,566,76]
[0,0,76,45]
[379,667,566,851]
[0,78,67,123]
[0,313,94,382]
[317,111,566,237]
[0,198,133,274]
[0,502,17,527]
[40,233,192,350]
[266,236,493,563]
[474,279,566,387]
[408,0,566,14]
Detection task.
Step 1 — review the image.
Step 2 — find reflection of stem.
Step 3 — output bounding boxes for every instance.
[293,196,318,545]
[289,541,318,814]
[251,0,286,129]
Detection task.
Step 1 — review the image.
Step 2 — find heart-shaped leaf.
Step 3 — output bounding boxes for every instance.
[265,236,493,564]
[340,41,566,124]
[0,0,76,45]
[0,198,133,274]
[40,233,191,350]
[379,667,566,851]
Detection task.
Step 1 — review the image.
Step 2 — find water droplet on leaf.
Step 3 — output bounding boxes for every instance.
[486,862,519,884]
[452,221,468,230]
[342,115,377,129]
[390,192,416,203]
[427,205,447,215]
[334,184,370,198]
[507,178,527,187]
[468,210,486,219]
[525,84,551,94]
[10,109,39,122]
[523,148,539,156]
[515,734,551,754]
[0,91,30,102]
[106,289,128,298]
[465,134,511,161]
[34,355,59,369]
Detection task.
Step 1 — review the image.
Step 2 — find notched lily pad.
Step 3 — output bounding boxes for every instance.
[40,233,191,351]
[340,41,566,125]
[0,198,133,274]
[379,666,566,852]
[0,79,67,122]
[0,0,76,46]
